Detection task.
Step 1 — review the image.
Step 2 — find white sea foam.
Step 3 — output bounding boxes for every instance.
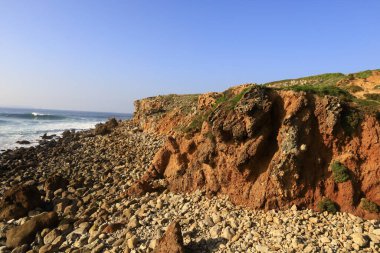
[0,108,131,152]
[31,112,47,116]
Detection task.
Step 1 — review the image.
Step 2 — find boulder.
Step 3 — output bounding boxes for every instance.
[94,118,118,135]
[0,204,27,221]
[152,221,186,253]
[1,184,42,210]
[44,175,69,193]
[6,212,59,248]
[0,184,42,220]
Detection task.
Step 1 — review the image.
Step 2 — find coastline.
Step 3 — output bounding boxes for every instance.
[0,118,379,252]
[0,107,131,152]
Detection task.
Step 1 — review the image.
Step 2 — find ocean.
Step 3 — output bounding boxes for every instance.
[0,107,131,151]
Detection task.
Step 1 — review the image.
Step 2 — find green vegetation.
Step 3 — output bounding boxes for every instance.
[341,107,361,135]
[345,85,364,93]
[317,198,338,214]
[353,70,372,79]
[183,86,254,134]
[264,72,346,87]
[364,93,380,101]
[283,85,354,101]
[331,162,350,183]
[228,86,252,109]
[213,94,228,109]
[183,112,210,134]
[353,98,380,117]
[360,198,379,213]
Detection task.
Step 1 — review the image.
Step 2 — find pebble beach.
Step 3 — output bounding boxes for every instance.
[0,120,379,253]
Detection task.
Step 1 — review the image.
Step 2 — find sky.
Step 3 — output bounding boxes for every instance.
[0,1,379,113]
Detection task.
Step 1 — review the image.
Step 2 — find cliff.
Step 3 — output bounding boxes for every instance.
[131,71,380,219]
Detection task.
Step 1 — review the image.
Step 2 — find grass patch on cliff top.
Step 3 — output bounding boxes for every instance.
[353,70,373,79]
[264,72,347,87]
[183,86,254,134]
[282,85,354,101]
[264,70,376,88]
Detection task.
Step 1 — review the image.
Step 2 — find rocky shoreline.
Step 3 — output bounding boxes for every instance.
[0,119,378,252]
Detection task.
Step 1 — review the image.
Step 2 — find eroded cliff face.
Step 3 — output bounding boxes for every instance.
[131,85,380,219]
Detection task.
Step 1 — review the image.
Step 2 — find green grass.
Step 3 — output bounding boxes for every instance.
[331,162,350,183]
[213,86,253,110]
[353,70,372,79]
[183,86,254,134]
[182,112,210,134]
[317,198,338,214]
[228,86,252,108]
[353,99,380,116]
[360,198,379,213]
[264,73,346,87]
[283,85,354,101]
[213,95,228,108]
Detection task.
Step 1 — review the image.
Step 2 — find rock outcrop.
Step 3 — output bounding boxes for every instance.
[131,84,380,219]
[153,221,186,253]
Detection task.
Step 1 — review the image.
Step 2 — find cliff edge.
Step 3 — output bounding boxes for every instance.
[131,70,380,220]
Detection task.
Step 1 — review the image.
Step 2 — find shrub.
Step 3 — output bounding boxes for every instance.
[360,198,379,213]
[348,74,355,80]
[341,107,361,135]
[331,162,350,183]
[354,99,380,115]
[345,85,364,93]
[364,93,380,101]
[317,198,338,214]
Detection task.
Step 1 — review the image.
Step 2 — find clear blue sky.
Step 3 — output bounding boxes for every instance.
[0,1,379,113]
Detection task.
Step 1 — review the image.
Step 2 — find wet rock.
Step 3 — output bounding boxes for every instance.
[16,141,30,145]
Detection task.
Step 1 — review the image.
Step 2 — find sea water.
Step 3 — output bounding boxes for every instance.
[0,107,131,151]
